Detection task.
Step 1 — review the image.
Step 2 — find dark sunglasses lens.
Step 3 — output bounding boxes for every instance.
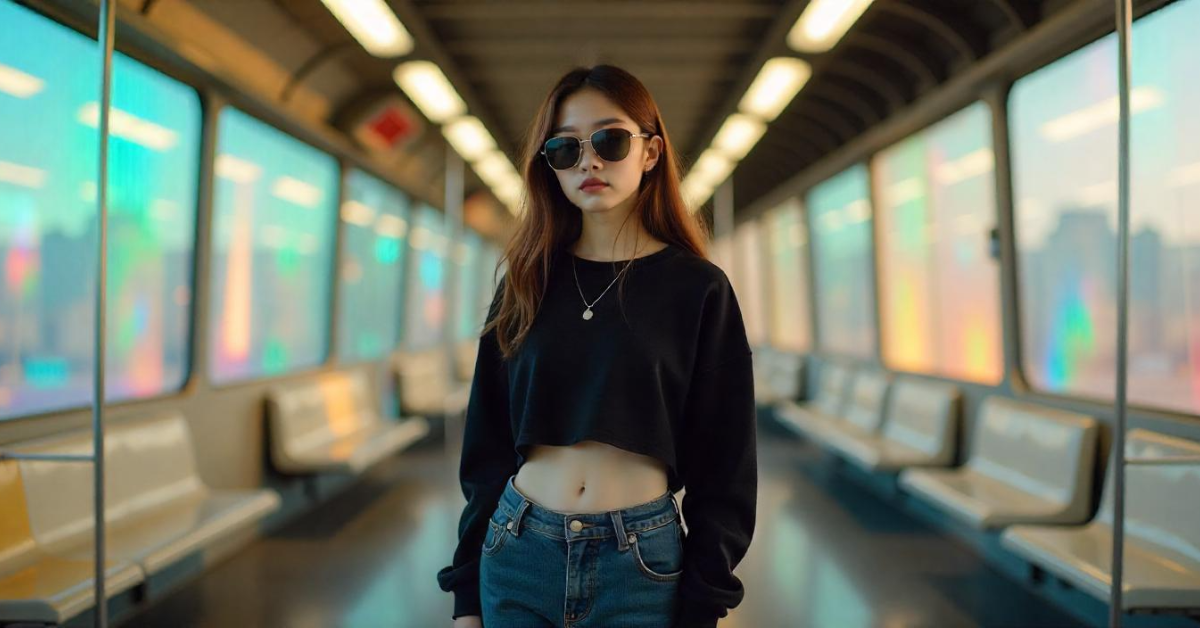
[544,137,580,169]
[593,129,632,161]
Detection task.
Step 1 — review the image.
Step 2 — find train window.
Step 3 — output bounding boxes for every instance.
[337,168,410,363]
[1010,0,1200,414]
[0,2,200,420]
[873,102,1002,384]
[208,107,338,384]
[733,220,768,347]
[403,203,450,351]
[764,198,812,353]
[806,163,877,358]
[453,229,485,341]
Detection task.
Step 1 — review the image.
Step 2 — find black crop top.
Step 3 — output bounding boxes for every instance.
[436,242,757,627]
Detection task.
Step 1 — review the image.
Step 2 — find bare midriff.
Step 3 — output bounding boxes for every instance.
[513,440,670,513]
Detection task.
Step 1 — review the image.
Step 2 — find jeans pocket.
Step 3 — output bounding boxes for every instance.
[629,519,683,581]
[481,513,511,557]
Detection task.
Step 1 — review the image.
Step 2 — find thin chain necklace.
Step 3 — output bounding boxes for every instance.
[571,245,642,321]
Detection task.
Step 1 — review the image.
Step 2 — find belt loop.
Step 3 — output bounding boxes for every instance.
[511,497,530,537]
[670,492,681,519]
[611,510,630,552]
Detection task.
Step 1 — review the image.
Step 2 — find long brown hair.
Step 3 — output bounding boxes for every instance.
[484,64,710,359]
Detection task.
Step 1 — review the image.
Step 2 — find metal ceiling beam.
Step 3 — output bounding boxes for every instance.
[783,105,853,151]
[806,75,889,126]
[386,0,526,160]
[802,92,870,137]
[821,59,909,112]
[981,0,1039,32]
[417,2,781,21]
[844,32,942,93]
[463,66,743,84]
[443,38,758,60]
[874,2,987,64]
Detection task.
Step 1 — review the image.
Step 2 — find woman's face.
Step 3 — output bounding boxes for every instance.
[547,88,662,215]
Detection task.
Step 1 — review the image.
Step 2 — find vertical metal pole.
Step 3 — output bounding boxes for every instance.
[94,1,115,626]
[714,178,734,242]
[443,146,465,449]
[1110,0,1133,625]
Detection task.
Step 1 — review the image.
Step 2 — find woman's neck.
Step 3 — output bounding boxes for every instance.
[572,201,666,261]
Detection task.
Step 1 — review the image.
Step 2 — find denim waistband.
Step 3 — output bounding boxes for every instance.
[494,474,680,547]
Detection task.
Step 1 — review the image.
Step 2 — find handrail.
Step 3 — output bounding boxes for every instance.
[0,452,95,463]
[1110,0,1133,625]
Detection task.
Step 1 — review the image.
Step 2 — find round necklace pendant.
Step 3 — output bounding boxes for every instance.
[582,308,594,320]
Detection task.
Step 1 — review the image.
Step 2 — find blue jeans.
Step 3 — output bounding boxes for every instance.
[480,474,684,627]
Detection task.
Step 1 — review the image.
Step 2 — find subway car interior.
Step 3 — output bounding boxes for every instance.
[1,0,1199,626]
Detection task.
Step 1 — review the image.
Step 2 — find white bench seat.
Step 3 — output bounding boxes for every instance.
[1002,429,1200,611]
[901,468,1071,527]
[0,556,143,625]
[50,490,279,574]
[268,370,429,475]
[773,361,854,440]
[823,379,960,472]
[900,397,1098,529]
[813,370,891,449]
[394,348,471,417]
[279,419,429,474]
[14,414,281,574]
[0,461,143,625]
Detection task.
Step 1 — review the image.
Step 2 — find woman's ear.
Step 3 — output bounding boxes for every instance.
[643,135,663,173]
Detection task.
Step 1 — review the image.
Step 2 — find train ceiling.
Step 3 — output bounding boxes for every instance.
[142,0,1079,218]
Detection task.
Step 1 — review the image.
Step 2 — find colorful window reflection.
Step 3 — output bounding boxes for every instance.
[208,108,338,383]
[733,220,768,347]
[404,204,449,351]
[807,164,877,358]
[1011,0,1200,413]
[873,102,1002,384]
[0,1,200,419]
[765,198,812,353]
[337,168,409,363]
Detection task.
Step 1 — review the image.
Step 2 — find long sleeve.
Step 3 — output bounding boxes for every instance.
[674,274,758,628]
[436,277,517,620]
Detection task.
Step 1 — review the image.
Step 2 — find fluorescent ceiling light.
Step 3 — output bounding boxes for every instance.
[443,116,497,162]
[393,61,467,124]
[690,148,736,188]
[215,154,263,183]
[271,176,322,208]
[681,176,715,213]
[1039,86,1165,143]
[319,0,413,57]
[78,103,178,151]
[787,0,875,53]
[712,114,767,161]
[738,58,812,122]
[0,160,47,188]
[475,150,518,189]
[0,63,44,98]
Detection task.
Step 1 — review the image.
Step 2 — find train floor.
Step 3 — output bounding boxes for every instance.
[121,425,1083,628]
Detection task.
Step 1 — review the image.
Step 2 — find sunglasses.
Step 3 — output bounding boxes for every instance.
[540,128,653,170]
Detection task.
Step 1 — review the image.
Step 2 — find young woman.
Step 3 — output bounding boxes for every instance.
[436,64,757,628]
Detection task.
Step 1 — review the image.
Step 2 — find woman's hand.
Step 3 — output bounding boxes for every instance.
[453,615,483,628]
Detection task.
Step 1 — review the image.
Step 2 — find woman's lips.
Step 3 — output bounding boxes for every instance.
[581,183,608,192]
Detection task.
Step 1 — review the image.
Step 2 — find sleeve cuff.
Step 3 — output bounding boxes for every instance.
[451,580,482,620]
[675,600,721,628]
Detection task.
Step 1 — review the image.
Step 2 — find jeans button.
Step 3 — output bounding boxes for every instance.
[569,519,583,532]
[505,521,514,531]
